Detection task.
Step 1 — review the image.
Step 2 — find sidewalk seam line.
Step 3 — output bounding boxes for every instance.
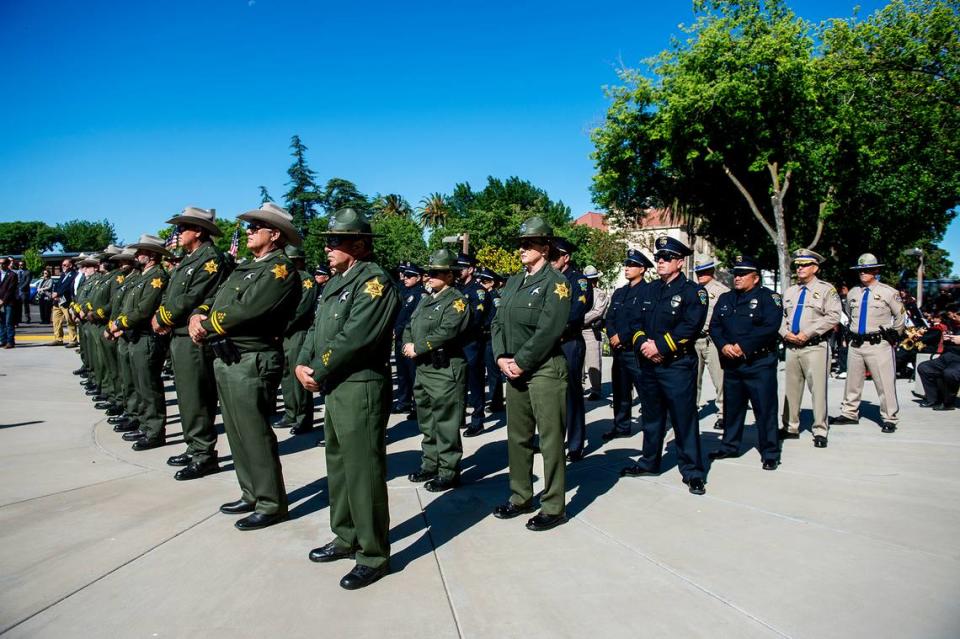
[0,511,219,636]
[0,469,150,510]
[416,489,465,639]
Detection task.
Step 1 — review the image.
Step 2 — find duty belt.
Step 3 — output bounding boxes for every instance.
[783,333,826,349]
[849,331,885,347]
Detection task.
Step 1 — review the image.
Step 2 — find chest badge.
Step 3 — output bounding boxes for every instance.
[554,282,570,300]
[303,279,313,289]
[364,278,384,299]
[338,290,351,304]
[203,260,218,275]
[530,286,541,296]
[672,294,683,308]
[271,264,289,280]
[749,298,759,310]
[151,277,164,289]
[453,299,466,313]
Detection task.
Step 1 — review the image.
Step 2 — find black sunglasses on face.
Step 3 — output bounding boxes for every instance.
[177,224,201,234]
[246,222,270,233]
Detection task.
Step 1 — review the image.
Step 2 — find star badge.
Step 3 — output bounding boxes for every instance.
[150,277,164,289]
[453,298,466,313]
[554,282,570,299]
[272,264,289,280]
[303,279,313,289]
[116,275,124,284]
[364,278,384,299]
[203,260,218,274]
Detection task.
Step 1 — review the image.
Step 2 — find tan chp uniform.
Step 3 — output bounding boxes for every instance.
[839,254,905,428]
[779,250,841,439]
[695,267,729,419]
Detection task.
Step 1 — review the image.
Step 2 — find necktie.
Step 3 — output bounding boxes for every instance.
[791,286,807,334]
[857,288,870,334]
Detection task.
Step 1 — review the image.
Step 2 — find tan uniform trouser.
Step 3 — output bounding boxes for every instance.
[695,338,723,413]
[841,341,899,424]
[52,306,76,343]
[782,342,830,437]
[582,328,602,394]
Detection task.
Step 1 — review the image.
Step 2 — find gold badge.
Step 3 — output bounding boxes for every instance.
[453,299,466,313]
[151,277,164,289]
[203,260,218,274]
[272,264,289,280]
[578,295,586,304]
[321,350,332,366]
[116,275,125,284]
[303,279,313,289]
[364,278,384,299]
[554,282,570,299]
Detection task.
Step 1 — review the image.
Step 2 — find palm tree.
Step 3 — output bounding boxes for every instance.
[418,192,449,229]
[372,193,413,218]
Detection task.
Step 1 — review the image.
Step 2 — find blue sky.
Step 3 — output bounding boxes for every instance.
[1,0,955,271]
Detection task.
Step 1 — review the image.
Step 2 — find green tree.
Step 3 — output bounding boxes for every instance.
[371,212,428,272]
[57,219,116,252]
[0,221,58,254]
[371,193,413,218]
[475,245,522,276]
[259,185,274,204]
[319,178,369,214]
[283,135,321,234]
[23,248,44,275]
[302,216,330,272]
[418,193,450,229]
[555,224,629,287]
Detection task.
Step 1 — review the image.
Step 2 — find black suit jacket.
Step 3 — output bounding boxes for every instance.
[55,270,77,305]
[0,270,18,305]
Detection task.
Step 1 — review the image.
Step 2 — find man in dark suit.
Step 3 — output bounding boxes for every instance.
[0,257,19,348]
[52,257,79,346]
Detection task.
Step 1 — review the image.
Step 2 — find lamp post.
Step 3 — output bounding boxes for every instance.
[903,248,925,308]
[441,233,470,255]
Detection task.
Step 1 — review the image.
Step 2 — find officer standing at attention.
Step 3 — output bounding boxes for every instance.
[393,262,426,419]
[403,249,470,492]
[621,236,708,495]
[603,249,652,441]
[549,238,593,462]
[581,265,609,401]
[188,203,301,531]
[457,253,490,435]
[491,217,570,531]
[112,235,171,451]
[152,207,228,480]
[707,256,783,470]
[106,248,141,435]
[694,258,730,430]
[830,253,905,433]
[296,208,399,591]
[476,267,505,417]
[276,245,320,436]
[780,249,841,448]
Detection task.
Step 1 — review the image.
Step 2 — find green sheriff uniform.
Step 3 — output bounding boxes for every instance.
[156,240,229,467]
[109,252,141,426]
[116,262,169,443]
[280,246,320,434]
[73,266,100,378]
[492,218,570,518]
[298,250,399,569]
[198,248,299,516]
[403,250,470,486]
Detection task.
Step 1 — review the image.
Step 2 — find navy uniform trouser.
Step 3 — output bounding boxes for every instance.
[463,339,486,427]
[484,339,504,408]
[611,348,643,434]
[394,335,416,410]
[637,354,705,481]
[719,353,780,462]
[919,351,960,406]
[561,336,587,453]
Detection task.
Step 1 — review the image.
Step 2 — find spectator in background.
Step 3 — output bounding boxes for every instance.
[16,260,31,323]
[0,257,19,347]
[581,266,609,401]
[35,270,54,324]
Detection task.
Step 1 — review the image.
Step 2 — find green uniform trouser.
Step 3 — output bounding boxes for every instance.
[170,334,219,464]
[281,330,314,429]
[100,332,119,402]
[214,350,287,515]
[130,333,167,439]
[413,359,466,480]
[80,323,93,372]
[117,339,138,419]
[325,378,390,569]
[505,354,567,516]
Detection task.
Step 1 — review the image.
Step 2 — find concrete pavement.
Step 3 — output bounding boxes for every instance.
[1,339,958,638]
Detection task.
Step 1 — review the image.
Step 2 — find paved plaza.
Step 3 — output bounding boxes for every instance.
[1,335,958,638]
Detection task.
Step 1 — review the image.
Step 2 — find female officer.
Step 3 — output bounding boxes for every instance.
[402,249,471,493]
[491,217,571,531]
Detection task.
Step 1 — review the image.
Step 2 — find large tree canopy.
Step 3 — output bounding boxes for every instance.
[592,0,959,288]
[56,219,117,252]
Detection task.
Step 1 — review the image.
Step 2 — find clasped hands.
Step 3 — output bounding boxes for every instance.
[638,339,663,363]
[782,331,808,346]
[721,343,746,359]
[497,357,525,379]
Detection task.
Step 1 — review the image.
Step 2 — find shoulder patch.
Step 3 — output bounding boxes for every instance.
[578,278,588,291]
[697,289,708,305]
[476,289,485,301]
[363,278,384,299]
[772,293,782,308]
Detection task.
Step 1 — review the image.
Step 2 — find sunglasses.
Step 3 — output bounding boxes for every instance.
[246,221,271,233]
[326,235,351,248]
[654,254,680,263]
[795,263,816,269]
[176,224,201,234]
[519,239,545,250]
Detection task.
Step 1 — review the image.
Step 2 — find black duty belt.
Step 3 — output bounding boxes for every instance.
[849,331,885,347]
[745,344,777,362]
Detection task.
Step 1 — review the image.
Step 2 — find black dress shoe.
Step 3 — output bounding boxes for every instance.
[881,422,897,433]
[525,512,567,531]
[271,419,293,430]
[175,460,219,481]
[104,406,123,416]
[829,415,859,425]
[114,420,140,433]
[620,464,658,477]
[708,450,738,460]
[463,424,483,438]
[94,401,113,410]
[407,469,437,483]
[585,392,601,401]
[107,414,127,424]
[778,429,800,440]
[235,511,287,531]
[687,478,706,495]
[122,430,145,441]
[220,499,256,515]
[92,394,108,402]
[762,459,781,471]
[340,564,389,590]
[289,424,315,436]
[933,404,955,411]
[73,367,87,376]
[713,419,725,431]
[813,435,828,448]
[309,541,356,563]
[601,429,630,442]
[566,450,583,463]
[85,388,101,396]
[132,436,165,451]
[167,453,192,466]
[493,501,536,519]
[917,400,940,408]
[425,476,459,493]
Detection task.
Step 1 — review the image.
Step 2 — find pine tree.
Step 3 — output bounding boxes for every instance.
[283,135,320,234]
[258,185,274,204]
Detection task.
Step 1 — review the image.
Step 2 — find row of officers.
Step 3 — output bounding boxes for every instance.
[69,203,908,592]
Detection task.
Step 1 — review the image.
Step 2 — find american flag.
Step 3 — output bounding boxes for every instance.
[165,228,180,250]
[228,223,241,257]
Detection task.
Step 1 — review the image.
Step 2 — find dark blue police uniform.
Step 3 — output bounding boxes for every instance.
[477,268,505,416]
[559,261,592,456]
[394,263,426,413]
[458,254,491,430]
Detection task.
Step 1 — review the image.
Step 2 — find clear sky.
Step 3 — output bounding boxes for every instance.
[1,0,955,270]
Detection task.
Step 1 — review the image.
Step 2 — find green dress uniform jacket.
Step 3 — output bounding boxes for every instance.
[297,260,399,569]
[111,269,141,421]
[155,242,229,465]
[492,264,571,515]
[74,272,100,373]
[196,249,300,515]
[403,285,470,480]
[280,270,320,430]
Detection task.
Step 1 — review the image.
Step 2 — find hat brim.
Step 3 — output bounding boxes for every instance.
[850,263,884,270]
[425,264,463,273]
[238,211,303,247]
[793,259,819,266]
[110,253,137,262]
[166,215,223,237]
[732,266,759,273]
[127,242,173,259]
